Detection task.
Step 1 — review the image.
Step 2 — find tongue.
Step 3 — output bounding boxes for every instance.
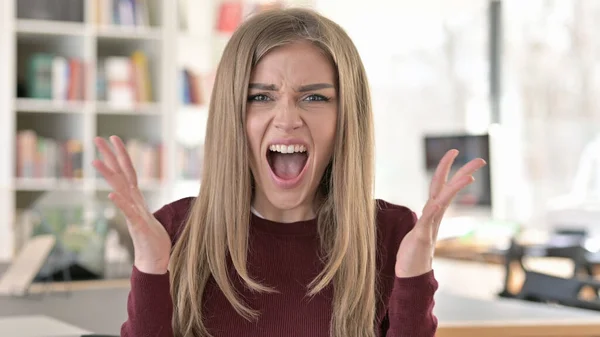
[271,152,307,180]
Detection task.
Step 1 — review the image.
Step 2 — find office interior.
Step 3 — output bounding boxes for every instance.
[0,0,599,336]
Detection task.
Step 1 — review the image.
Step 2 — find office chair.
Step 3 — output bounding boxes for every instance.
[498,238,600,311]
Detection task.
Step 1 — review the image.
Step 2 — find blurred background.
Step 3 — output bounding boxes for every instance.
[0,0,599,336]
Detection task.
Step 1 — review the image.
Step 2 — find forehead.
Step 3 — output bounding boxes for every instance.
[250,41,336,84]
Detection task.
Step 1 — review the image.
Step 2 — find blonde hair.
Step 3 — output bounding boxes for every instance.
[169,7,376,337]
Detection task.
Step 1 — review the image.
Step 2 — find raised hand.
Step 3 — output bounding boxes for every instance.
[395,149,487,278]
[93,136,171,275]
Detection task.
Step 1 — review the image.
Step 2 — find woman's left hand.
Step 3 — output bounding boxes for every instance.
[395,149,487,278]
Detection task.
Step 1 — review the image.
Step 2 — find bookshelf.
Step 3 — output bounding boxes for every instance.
[0,0,316,263]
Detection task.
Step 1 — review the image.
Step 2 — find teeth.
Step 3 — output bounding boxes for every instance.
[269,144,307,154]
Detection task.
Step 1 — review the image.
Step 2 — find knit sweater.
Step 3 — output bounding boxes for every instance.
[121,197,438,337]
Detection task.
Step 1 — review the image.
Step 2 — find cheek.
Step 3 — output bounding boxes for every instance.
[309,111,337,160]
[245,112,265,154]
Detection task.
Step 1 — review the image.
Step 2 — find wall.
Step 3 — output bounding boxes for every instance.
[502,0,600,228]
[316,0,490,212]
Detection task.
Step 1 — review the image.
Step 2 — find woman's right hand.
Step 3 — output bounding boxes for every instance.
[93,136,171,275]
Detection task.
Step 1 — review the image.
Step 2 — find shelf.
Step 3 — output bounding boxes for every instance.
[96,101,161,115]
[16,19,87,37]
[95,179,163,192]
[14,178,85,191]
[15,98,88,114]
[95,25,163,40]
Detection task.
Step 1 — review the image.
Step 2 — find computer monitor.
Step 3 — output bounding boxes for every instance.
[423,133,492,207]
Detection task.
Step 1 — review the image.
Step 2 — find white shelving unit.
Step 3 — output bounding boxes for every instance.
[0,0,176,262]
[0,0,317,262]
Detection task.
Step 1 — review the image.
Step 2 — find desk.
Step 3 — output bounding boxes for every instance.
[1,274,599,337]
[0,315,91,337]
[436,292,600,337]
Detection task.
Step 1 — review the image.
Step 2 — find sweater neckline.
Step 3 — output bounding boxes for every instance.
[250,212,319,236]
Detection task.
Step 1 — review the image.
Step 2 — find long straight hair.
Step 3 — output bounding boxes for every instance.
[169,7,377,337]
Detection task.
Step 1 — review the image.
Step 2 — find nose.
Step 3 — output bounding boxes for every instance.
[273,98,303,132]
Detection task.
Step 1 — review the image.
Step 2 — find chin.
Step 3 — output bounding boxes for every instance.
[264,188,312,210]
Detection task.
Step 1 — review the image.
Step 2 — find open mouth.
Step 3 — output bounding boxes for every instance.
[266,144,309,181]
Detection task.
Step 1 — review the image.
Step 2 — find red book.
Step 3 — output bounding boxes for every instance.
[216,2,243,33]
[67,59,83,101]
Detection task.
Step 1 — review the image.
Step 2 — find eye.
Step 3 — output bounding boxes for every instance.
[248,94,271,102]
[303,94,330,102]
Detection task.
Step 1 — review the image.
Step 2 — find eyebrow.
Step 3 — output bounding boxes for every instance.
[248,83,335,92]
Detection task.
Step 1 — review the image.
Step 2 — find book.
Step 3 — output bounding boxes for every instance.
[15,130,83,179]
[25,53,85,101]
[95,0,153,26]
[102,50,153,107]
[181,68,205,106]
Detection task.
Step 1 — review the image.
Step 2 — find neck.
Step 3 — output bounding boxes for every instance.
[252,192,317,223]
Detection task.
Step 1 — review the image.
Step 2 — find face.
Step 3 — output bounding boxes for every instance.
[246,41,338,222]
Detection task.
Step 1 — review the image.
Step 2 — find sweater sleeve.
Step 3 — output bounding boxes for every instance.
[376,202,439,337]
[120,201,187,337]
[121,267,174,337]
[383,270,439,337]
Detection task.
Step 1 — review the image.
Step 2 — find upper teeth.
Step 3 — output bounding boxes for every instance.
[269,144,307,154]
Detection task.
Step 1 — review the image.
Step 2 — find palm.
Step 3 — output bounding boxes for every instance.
[395,150,487,278]
[93,136,171,275]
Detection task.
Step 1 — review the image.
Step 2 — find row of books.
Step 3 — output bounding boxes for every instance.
[180,68,208,106]
[95,137,163,182]
[19,54,85,101]
[179,0,283,34]
[16,130,83,179]
[20,50,153,106]
[16,130,164,181]
[94,0,155,27]
[97,51,153,107]
[175,145,203,180]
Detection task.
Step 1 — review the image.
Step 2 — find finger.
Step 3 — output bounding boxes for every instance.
[94,137,121,173]
[422,174,477,241]
[429,149,459,199]
[436,175,475,207]
[422,175,474,240]
[92,159,129,193]
[110,135,138,186]
[108,192,147,230]
[448,158,486,185]
[421,200,442,225]
[412,200,443,240]
[94,159,150,222]
[128,183,152,220]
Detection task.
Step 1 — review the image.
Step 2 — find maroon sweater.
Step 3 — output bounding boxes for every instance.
[121,197,438,337]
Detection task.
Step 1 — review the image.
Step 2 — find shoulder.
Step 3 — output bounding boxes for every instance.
[152,196,196,244]
[375,198,417,238]
[375,199,417,268]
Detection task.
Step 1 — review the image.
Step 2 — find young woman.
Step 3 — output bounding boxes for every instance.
[93,7,485,337]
